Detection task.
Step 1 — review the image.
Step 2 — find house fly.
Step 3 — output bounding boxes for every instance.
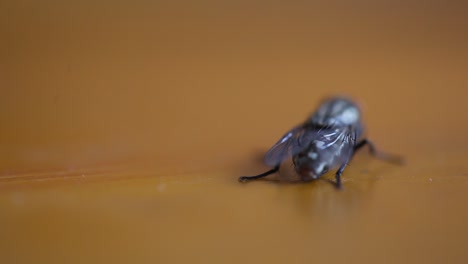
[239,97,402,189]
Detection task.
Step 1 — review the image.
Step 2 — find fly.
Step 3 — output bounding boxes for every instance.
[239,97,402,189]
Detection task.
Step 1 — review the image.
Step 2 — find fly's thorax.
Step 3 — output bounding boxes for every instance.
[309,97,361,127]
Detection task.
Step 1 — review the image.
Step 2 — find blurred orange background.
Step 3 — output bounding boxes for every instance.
[1,1,467,263]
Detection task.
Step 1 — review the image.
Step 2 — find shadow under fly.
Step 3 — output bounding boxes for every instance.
[239,97,403,189]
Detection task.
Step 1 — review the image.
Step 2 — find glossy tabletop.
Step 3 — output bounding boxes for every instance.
[1,1,467,263]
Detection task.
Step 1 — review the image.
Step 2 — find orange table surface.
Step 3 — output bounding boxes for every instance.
[1,1,467,263]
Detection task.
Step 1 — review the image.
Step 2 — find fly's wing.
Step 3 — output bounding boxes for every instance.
[264,125,332,166]
[339,128,357,164]
[316,126,357,165]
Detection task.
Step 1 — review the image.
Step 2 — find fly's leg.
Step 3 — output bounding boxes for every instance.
[238,166,280,182]
[334,162,348,189]
[331,139,402,189]
[354,139,404,165]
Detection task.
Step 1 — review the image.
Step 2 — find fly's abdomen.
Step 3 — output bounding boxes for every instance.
[293,127,355,180]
